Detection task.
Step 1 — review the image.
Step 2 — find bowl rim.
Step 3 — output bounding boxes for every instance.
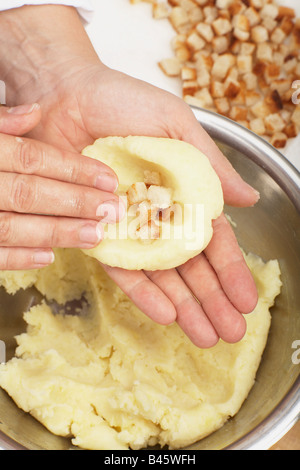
[0,108,299,451]
[191,106,300,450]
[191,106,300,213]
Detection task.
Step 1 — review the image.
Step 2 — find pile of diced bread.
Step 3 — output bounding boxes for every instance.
[127,170,175,242]
[130,0,300,149]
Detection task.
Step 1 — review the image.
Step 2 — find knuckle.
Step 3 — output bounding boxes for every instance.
[69,192,86,217]
[0,213,12,245]
[66,156,81,184]
[16,139,43,174]
[0,249,10,270]
[10,175,37,213]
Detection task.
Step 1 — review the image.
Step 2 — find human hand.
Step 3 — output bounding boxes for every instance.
[0,5,259,347]
[0,104,123,270]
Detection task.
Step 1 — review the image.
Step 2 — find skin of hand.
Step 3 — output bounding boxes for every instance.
[0,5,260,348]
[0,103,124,269]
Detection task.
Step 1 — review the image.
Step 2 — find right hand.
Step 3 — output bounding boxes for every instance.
[0,103,124,270]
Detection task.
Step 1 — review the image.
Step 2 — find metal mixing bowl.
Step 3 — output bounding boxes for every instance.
[0,108,299,450]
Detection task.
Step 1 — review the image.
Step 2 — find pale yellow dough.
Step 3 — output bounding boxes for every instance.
[82,136,224,271]
[0,248,281,450]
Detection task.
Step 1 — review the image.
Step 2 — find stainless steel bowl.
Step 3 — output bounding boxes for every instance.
[0,108,299,450]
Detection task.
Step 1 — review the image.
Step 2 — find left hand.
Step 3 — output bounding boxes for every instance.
[1,5,259,348]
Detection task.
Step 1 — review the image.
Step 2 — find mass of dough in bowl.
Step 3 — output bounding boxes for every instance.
[0,248,282,450]
[82,136,224,271]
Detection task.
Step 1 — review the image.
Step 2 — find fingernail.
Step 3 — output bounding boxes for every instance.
[79,223,103,247]
[253,189,260,202]
[7,103,40,115]
[33,250,55,266]
[96,199,126,223]
[95,174,118,193]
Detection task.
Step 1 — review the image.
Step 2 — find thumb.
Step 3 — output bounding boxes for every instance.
[0,103,42,136]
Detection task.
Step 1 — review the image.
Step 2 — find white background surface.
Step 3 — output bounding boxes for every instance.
[85,0,300,172]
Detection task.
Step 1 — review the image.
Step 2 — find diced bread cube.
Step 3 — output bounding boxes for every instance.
[181,66,197,81]
[280,110,292,123]
[270,27,286,44]
[182,80,199,96]
[262,17,277,33]
[243,73,258,91]
[233,27,250,41]
[245,90,261,106]
[260,4,279,20]
[171,34,188,51]
[224,79,241,98]
[197,67,211,87]
[137,220,160,241]
[196,22,214,42]
[127,182,148,205]
[270,132,288,148]
[256,43,273,62]
[264,113,285,133]
[210,80,225,98]
[175,46,191,62]
[230,106,248,121]
[144,170,162,186]
[214,97,230,115]
[159,58,182,76]
[186,31,206,52]
[232,14,250,32]
[203,6,218,24]
[250,117,266,135]
[240,42,256,55]
[170,7,190,31]
[264,64,280,84]
[277,6,295,20]
[284,122,298,138]
[244,7,261,26]
[283,57,297,74]
[194,87,214,108]
[216,0,233,8]
[265,90,283,113]
[188,6,204,25]
[193,0,210,5]
[249,0,264,9]
[229,2,244,16]
[153,3,170,19]
[211,53,236,80]
[137,200,152,227]
[251,25,269,43]
[280,17,294,36]
[211,35,230,53]
[212,18,233,35]
[237,55,253,74]
[147,185,173,209]
[270,79,292,95]
[194,52,214,71]
[251,100,271,118]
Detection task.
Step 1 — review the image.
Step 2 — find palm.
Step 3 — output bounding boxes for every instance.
[26,64,258,348]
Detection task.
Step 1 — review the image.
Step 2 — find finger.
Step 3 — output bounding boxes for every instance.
[0,103,42,135]
[204,213,258,314]
[145,269,219,348]
[0,212,104,249]
[0,132,119,193]
[178,253,247,344]
[0,247,54,270]
[100,264,177,326]
[0,172,125,223]
[180,107,260,207]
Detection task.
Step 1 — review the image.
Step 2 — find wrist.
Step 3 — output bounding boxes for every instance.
[0,5,102,105]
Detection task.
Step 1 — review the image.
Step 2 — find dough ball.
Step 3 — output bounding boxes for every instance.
[82,136,223,271]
